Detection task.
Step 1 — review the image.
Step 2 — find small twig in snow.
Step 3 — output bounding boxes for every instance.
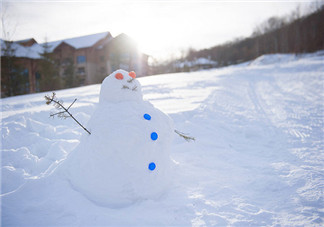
[175,130,195,142]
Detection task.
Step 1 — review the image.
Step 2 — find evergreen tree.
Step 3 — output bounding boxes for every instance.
[1,41,27,97]
[39,40,60,92]
[63,57,76,88]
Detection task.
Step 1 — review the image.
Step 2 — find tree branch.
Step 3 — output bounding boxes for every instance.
[45,92,91,135]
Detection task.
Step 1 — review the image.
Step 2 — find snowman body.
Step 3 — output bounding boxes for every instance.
[65,70,174,207]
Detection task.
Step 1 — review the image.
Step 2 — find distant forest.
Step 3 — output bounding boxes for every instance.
[153,3,324,74]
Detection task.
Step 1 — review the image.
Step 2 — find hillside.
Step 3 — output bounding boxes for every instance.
[173,7,324,73]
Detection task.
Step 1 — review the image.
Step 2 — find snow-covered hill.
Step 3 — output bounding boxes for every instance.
[1,52,324,226]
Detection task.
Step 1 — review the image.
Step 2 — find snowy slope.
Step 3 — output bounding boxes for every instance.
[1,52,324,226]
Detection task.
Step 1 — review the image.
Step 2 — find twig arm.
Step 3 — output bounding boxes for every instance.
[174,130,195,142]
[53,99,91,135]
[45,93,91,135]
[50,110,66,117]
[67,98,77,110]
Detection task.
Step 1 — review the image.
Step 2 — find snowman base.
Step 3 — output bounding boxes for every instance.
[63,70,175,207]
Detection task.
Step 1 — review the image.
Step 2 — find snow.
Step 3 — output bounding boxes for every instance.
[175,57,218,69]
[46,32,111,52]
[194,57,217,65]
[99,69,144,103]
[1,32,111,58]
[1,39,42,59]
[60,69,174,207]
[1,52,324,226]
[249,53,297,66]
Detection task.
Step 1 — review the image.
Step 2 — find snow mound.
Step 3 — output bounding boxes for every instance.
[250,53,297,66]
[61,70,175,207]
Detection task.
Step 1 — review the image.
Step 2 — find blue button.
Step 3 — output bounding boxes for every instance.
[144,113,151,120]
[148,162,156,171]
[151,132,158,140]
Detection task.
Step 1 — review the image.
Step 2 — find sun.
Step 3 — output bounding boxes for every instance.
[109,2,187,61]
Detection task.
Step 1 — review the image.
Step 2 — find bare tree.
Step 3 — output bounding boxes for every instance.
[1,2,18,41]
[1,3,25,97]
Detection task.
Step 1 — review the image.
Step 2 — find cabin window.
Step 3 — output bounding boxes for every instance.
[77,67,85,74]
[77,55,86,64]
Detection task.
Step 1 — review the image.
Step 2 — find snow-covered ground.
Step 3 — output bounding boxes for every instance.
[1,52,324,226]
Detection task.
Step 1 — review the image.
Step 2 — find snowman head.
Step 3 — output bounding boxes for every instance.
[99,69,143,103]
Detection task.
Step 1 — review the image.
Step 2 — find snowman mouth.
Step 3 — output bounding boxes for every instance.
[122,85,138,91]
[121,78,137,91]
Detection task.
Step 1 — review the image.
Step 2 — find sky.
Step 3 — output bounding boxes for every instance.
[1,0,314,61]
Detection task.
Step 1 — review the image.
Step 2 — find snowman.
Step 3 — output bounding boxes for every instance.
[63,69,175,207]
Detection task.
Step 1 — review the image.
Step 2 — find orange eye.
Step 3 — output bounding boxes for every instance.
[129,71,136,78]
[115,73,124,80]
